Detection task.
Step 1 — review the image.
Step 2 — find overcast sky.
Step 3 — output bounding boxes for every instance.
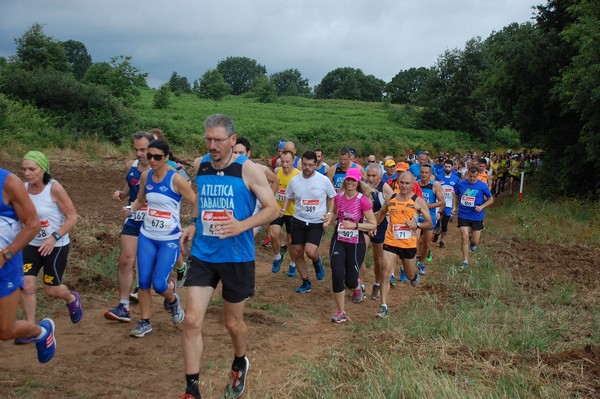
[0,0,537,88]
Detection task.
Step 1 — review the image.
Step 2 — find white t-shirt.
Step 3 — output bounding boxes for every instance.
[286,172,336,223]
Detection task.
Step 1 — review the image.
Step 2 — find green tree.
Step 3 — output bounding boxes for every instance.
[216,56,266,95]
[252,75,277,103]
[385,67,432,104]
[315,67,383,101]
[168,71,191,94]
[83,56,147,105]
[195,69,231,100]
[153,84,171,109]
[554,0,600,167]
[270,69,311,96]
[418,38,490,140]
[12,23,70,72]
[62,40,92,80]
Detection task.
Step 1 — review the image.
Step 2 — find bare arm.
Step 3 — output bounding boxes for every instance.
[36,181,78,257]
[112,160,134,202]
[0,174,41,269]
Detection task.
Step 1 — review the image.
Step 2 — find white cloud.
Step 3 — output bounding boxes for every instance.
[0,0,536,87]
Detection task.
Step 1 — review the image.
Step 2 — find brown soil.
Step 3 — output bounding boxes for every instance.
[0,154,598,398]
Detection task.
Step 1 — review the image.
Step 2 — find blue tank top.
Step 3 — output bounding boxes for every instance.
[191,155,257,263]
[126,160,143,204]
[332,162,358,191]
[0,169,18,223]
[419,180,437,222]
[141,169,182,240]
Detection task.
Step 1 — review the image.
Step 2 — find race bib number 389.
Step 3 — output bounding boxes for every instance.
[201,210,229,236]
[460,195,475,207]
[301,199,320,213]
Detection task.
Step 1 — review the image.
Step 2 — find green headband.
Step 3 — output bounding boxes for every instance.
[23,151,50,173]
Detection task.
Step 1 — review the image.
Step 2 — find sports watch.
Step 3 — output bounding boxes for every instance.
[2,248,13,261]
[52,232,62,241]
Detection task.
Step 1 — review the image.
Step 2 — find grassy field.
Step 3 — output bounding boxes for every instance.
[290,191,599,398]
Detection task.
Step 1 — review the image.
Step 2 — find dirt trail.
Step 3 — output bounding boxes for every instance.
[1,154,598,398]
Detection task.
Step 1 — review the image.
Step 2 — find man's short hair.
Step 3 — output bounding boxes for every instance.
[302,151,317,163]
[133,131,154,142]
[236,137,251,151]
[338,147,351,156]
[468,166,479,174]
[204,114,235,136]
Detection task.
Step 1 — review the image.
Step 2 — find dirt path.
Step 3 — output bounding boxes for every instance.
[1,154,598,398]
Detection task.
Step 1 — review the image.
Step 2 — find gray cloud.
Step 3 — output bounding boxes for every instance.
[0,0,535,88]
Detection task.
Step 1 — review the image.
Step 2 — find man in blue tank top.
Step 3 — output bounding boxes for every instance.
[179,114,279,399]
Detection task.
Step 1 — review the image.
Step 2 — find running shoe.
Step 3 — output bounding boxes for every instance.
[182,381,201,399]
[352,288,363,304]
[399,269,408,282]
[67,290,83,324]
[295,280,312,294]
[176,262,189,288]
[439,241,445,249]
[35,318,56,363]
[313,257,325,280]
[130,287,139,303]
[104,303,131,322]
[460,261,469,270]
[376,304,388,319]
[330,310,347,323]
[170,293,185,325]
[418,262,427,275]
[433,233,439,243]
[14,336,35,345]
[261,236,271,247]
[370,285,380,300]
[390,274,396,287]
[426,250,433,262]
[130,320,153,338]
[287,264,297,277]
[410,273,420,287]
[470,243,478,253]
[224,356,250,399]
[271,256,284,273]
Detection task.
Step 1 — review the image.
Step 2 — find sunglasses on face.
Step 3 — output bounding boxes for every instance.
[146,153,165,161]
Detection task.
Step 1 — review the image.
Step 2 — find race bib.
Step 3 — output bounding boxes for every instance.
[301,199,320,213]
[275,188,286,202]
[130,204,148,221]
[201,210,229,236]
[146,208,172,231]
[37,219,51,239]
[392,224,413,240]
[442,187,454,207]
[338,221,359,244]
[461,195,475,207]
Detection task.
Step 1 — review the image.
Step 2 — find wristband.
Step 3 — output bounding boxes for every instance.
[188,217,198,226]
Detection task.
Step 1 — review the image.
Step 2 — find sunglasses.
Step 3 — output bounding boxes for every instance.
[368,160,376,163]
[146,153,165,161]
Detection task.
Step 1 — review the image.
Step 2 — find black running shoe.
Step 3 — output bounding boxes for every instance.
[224,357,250,399]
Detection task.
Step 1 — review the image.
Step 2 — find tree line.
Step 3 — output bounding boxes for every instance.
[0,0,598,197]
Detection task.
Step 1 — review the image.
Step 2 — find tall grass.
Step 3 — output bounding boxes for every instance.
[134,89,479,159]
[284,196,599,399]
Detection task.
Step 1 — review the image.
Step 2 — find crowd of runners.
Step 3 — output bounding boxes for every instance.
[0,114,540,398]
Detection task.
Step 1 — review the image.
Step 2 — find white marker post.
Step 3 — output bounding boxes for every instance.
[518,172,525,204]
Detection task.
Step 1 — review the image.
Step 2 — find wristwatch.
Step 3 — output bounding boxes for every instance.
[416,222,421,229]
[52,232,62,241]
[2,248,13,261]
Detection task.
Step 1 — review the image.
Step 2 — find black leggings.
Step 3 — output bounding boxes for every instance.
[329,236,366,293]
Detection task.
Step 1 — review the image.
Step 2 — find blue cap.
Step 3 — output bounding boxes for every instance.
[278,141,285,150]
